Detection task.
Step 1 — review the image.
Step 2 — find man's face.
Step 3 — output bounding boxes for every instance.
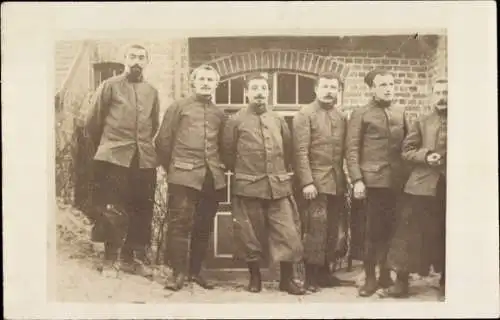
[433,81,448,111]
[371,74,395,103]
[192,68,219,96]
[246,78,270,106]
[315,77,340,105]
[124,47,148,76]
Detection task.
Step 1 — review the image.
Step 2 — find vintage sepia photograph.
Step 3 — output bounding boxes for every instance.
[3,2,498,319]
[54,31,449,303]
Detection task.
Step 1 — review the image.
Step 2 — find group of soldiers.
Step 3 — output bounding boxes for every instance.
[82,44,447,299]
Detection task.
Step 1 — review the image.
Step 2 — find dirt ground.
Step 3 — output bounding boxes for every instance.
[54,201,444,303]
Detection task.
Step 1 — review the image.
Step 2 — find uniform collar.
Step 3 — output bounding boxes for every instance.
[248,102,268,115]
[193,93,213,104]
[316,99,335,110]
[124,71,144,83]
[370,98,392,109]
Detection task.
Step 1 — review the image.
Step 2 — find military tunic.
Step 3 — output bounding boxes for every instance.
[83,73,159,251]
[345,99,409,267]
[155,94,227,274]
[388,110,447,275]
[292,100,348,265]
[222,105,303,263]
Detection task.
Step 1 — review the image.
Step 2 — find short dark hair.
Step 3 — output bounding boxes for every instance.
[315,71,343,88]
[364,68,394,88]
[245,73,271,89]
[190,64,220,83]
[124,44,149,58]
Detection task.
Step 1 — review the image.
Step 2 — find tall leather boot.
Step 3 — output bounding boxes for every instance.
[279,262,306,295]
[378,267,394,289]
[164,269,186,292]
[164,239,188,292]
[304,263,320,293]
[358,263,378,297]
[189,238,214,290]
[387,271,409,298]
[247,261,262,293]
[99,241,120,278]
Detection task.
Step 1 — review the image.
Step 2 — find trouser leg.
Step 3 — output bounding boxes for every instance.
[189,170,219,276]
[164,184,199,275]
[91,161,130,274]
[122,153,157,263]
[378,189,399,288]
[232,196,267,262]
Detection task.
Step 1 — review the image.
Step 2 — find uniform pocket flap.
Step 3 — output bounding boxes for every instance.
[235,173,261,182]
[277,173,293,181]
[173,161,195,170]
[361,162,389,172]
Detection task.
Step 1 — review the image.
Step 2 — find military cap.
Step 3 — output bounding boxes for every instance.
[364,68,393,87]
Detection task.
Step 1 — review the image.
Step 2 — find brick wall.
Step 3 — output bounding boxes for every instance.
[189,35,446,121]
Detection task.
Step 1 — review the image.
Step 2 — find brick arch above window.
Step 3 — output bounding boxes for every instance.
[204,50,350,81]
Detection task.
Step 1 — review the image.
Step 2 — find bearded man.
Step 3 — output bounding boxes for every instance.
[84,44,159,278]
[386,79,448,299]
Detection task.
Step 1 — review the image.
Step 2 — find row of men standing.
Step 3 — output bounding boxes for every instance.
[82,44,447,298]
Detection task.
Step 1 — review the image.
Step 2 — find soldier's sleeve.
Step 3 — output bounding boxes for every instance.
[345,107,364,183]
[221,113,239,172]
[340,115,350,185]
[218,111,229,170]
[151,90,160,136]
[279,116,293,172]
[402,117,431,164]
[292,111,313,187]
[154,101,181,172]
[83,81,112,151]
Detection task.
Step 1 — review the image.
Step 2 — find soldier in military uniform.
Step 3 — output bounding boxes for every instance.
[84,44,159,278]
[386,79,448,298]
[222,73,306,295]
[155,65,227,291]
[292,71,348,292]
[346,69,409,297]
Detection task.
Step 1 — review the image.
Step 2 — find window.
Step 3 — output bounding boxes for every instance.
[93,62,125,89]
[275,72,316,105]
[214,75,247,105]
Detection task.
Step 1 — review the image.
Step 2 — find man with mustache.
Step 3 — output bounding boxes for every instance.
[84,44,159,278]
[292,72,348,292]
[222,73,306,295]
[386,79,448,299]
[155,65,227,291]
[346,68,409,297]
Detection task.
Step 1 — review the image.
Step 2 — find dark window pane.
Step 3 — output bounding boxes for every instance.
[277,73,297,104]
[298,76,316,104]
[215,81,229,104]
[93,63,124,89]
[230,78,245,104]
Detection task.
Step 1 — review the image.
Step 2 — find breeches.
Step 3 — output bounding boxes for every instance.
[232,195,303,264]
[164,171,221,274]
[363,188,401,267]
[301,194,344,266]
[92,154,156,249]
[388,177,446,274]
